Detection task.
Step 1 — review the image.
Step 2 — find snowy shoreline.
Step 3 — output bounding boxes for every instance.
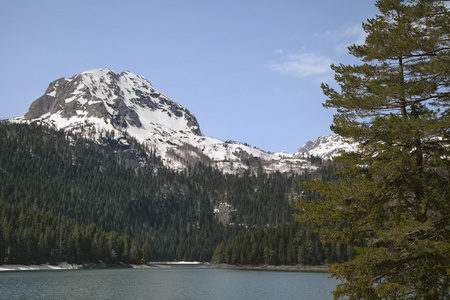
[0,262,323,272]
[0,262,83,272]
[0,261,202,272]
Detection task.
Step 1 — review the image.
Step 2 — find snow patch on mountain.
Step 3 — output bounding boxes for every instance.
[11,69,322,174]
[297,134,358,159]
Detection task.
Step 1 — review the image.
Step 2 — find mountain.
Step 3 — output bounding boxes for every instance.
[11,69,318,174]
[297,134,358,160]
[1,121,335,261]
[11,69,354,173]
[1,69,351,262]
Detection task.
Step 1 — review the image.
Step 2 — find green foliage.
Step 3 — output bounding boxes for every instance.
[0,201,151,265]
[294,1,449,299]
[211,222,352,266]
[0,121,339,263]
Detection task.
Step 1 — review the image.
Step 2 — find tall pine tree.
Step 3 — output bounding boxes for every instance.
[294,1,449,299]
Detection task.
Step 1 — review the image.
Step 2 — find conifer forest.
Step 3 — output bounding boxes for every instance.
[0,122,339,264]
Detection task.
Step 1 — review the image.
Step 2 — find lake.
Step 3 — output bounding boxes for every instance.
[0,265,339,299]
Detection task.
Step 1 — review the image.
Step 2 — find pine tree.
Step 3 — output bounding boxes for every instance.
[294,1,449,299]
[141,242,153,263]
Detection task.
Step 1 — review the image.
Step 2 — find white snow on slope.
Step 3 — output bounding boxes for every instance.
[11,69,355,173]
[297,134,358,159]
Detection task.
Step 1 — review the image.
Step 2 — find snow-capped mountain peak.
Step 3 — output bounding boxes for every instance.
[23,68,201,137]
[11,69,355,174]
[12,69,315,173]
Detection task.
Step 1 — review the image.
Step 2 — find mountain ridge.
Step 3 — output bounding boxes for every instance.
[10,69,356,173]
[297,134,358,160]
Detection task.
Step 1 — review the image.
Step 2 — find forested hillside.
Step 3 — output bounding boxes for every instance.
[0,122,339,262]
[0,201,151,265]
[211,222,354,266]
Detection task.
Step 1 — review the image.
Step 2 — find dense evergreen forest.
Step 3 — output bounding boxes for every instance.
[0,122,339,263]
[211,222,353,266]
[0,201,152,265]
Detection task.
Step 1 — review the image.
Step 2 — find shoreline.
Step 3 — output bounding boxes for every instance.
[0,262,329,273]
[201,263,329,272]
[0,262,172,272]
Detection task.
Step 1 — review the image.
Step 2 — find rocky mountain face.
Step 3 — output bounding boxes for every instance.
[13,69,354,174]
[24,69,201,135]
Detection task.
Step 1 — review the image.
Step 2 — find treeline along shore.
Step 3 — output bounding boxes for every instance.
[202,263,328,272]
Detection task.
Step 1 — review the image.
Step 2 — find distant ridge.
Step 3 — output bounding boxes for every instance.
[297,134,358,159]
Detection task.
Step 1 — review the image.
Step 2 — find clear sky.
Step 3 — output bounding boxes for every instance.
[0,0,379,153]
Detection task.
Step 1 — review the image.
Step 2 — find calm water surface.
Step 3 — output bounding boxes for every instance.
[0,265,338,299]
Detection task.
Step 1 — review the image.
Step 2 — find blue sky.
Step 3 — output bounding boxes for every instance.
[0,0,379,153]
